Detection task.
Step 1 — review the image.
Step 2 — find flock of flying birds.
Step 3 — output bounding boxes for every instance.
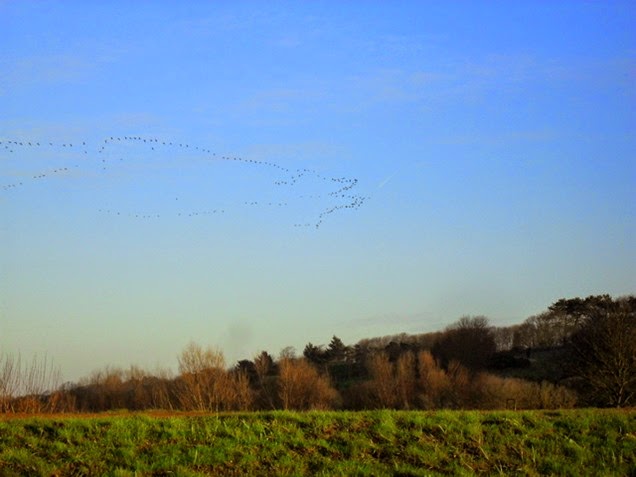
[0,136,367,228]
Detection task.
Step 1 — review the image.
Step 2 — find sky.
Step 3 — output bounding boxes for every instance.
[1,1,634,382]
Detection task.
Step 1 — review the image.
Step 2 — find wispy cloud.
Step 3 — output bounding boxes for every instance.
[0,39,127,95]
[270,34,303,49]
[237,87,328,114]
[342,68,448,106]
[332,53,635,113]
[433,129,558,147]
[244,141,344,164]
[348,311,442,333]
[174,7,324,42]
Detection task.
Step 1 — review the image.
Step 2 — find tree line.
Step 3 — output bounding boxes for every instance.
[1,294,633,413]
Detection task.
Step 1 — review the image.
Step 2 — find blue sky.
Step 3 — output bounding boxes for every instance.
[1,1,634,381]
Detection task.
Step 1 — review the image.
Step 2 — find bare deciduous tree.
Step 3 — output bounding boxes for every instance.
[433,316,496,370]
[568,297,636,407]
[366,352,397,408]
[176,342,227,411]
[395,352,416,409]
[417,351,450,409]
[0,353,61,413]
[278,358,338,410]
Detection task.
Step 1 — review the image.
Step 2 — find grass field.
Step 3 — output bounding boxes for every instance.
[0,409,634,476]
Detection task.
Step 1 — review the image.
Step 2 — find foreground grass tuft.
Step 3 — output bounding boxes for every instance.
[0,409,634,476]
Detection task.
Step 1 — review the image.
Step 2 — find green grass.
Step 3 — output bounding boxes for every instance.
[0,409,634,476]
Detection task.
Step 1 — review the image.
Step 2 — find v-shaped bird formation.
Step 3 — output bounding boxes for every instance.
[0,136,367,229]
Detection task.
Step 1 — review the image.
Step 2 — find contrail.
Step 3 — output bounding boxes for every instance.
[378,171,398,189]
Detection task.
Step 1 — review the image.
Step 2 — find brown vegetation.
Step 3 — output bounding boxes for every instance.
[278,358,339,410]
[1,294,632,413]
